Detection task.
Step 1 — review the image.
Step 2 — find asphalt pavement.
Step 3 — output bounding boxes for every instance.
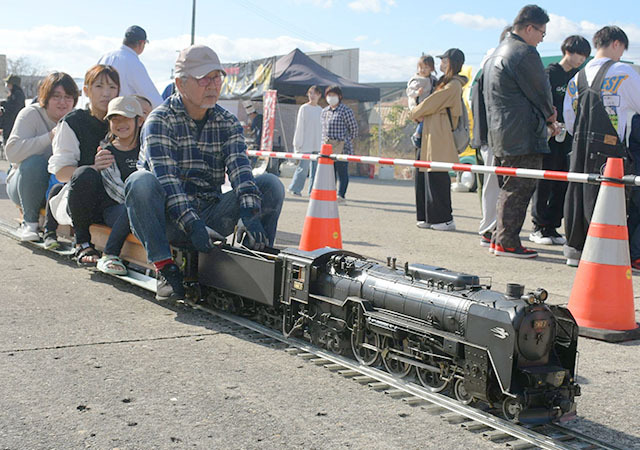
[1,161,639,449]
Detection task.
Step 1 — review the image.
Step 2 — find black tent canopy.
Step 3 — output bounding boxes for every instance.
[272,49,380,102]
[220,48,380,102]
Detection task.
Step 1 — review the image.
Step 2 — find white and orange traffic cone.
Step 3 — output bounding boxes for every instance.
[568,157,640,342]
[299,144,342,251]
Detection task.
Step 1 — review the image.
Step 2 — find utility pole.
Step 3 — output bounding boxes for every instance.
[190,0,196,45]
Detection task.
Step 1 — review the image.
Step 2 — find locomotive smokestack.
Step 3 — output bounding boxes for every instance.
[506,283,525,299]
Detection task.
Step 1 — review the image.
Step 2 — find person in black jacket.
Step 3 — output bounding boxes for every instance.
[480,5,559,258]
[0,75,26,142]
[529,36,591,246]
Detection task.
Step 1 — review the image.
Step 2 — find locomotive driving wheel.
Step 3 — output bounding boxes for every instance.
[454,378,474,405]
[502,397,523,422]
[350,326,380,366]
[416,359,449,393]
[381,336,413,378]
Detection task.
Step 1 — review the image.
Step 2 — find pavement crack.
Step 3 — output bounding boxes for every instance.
[1,332,220,353]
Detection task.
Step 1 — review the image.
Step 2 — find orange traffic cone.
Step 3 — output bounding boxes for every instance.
[299,144,342,251]
[568,157,640,342]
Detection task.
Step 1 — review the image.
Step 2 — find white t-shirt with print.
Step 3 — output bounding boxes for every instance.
[563,57,640,140]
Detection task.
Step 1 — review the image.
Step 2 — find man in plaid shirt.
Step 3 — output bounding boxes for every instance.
[317,86,358,201]
[125,45,284,300]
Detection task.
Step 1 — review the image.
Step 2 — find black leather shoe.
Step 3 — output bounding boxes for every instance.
[156,263,186,301]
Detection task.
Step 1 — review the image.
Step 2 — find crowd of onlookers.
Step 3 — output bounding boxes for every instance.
[407,5,640,268]
[1,4,640,300]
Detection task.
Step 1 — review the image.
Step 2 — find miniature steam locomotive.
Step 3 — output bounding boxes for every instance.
[197,244,580,424]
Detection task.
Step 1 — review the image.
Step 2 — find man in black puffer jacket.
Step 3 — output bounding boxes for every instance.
[481,4,557,258]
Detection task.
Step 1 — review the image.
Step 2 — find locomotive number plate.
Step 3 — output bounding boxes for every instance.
[533,320,548,330]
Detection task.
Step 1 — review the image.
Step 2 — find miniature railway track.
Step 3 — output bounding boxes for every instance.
[190,304,620,450]
[0,220,622,450]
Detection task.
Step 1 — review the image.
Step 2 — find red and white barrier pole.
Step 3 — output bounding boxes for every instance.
[247,150,638,186]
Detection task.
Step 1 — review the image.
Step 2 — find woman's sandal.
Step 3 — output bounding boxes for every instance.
[75,244,101,267]
[96,255,128,276]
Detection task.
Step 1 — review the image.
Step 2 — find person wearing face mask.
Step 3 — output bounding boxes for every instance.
[5,72,79,242]
[409,49,468,232]
[319,86,358,203]
[288,85,323,196]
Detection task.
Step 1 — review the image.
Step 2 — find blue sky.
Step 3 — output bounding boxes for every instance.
[1,0,639,85]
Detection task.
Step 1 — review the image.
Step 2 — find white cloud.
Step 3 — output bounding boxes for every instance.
[0,25,417,85]
[0,26,335,86]
[439,12,508,30]
[359,50,417,81]
[542,14,640,61]
[348,0,396,13]
[545,13,600,43]
[354,35,368,42]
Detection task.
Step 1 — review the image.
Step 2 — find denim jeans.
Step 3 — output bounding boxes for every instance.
[334,161,349,198]
[308,158,319,194]
[6,154,50,223]
[125,171,285,263]
[288,158,311,194]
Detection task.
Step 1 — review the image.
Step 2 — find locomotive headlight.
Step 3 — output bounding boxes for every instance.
[546,370,566,387]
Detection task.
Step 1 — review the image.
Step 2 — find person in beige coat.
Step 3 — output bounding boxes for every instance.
[410,48,467,231]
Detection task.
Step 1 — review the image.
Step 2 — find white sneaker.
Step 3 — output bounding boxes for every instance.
[566,258,579,267]
[450,182,470,193]
[416,221,431,229]
[17,222,40,242]
[529,230,553,245]
[430,220,456,231]
[337,196,347,204]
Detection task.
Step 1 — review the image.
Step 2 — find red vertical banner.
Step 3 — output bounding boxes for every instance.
[260,89,277,152]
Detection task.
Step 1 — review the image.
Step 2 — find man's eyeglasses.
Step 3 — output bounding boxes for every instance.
[50,94,75,102]
[532,25,546,38]
[194,74,225,87]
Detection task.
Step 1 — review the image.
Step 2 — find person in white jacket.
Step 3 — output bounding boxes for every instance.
[287,85,323,196]
[5,72,78,241]
[98,26,162,108]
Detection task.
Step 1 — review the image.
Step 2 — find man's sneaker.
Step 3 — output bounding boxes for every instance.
[494,244,538,258]
[43,231,60,250]
[546,228,567,245]
[489,242,496,254]
[632,259,640,273]
[480,231,492,247]
[156,263,186,301]
[566,258,579,267]
[337,196,347,204]
[430,220,456,231]
[16,222,40,242]
[416,221,431,229]
[287,189,302,197]
[529,229,553,245]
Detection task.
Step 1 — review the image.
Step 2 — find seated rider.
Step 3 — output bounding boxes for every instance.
[125,44,285,301]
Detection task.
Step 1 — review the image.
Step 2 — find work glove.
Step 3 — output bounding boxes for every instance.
[237,208,268,251]
[188,219,213,253]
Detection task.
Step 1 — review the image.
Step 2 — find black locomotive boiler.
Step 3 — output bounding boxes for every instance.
[197,245,580,424]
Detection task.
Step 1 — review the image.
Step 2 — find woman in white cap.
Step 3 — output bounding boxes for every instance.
[67,96,144,273]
